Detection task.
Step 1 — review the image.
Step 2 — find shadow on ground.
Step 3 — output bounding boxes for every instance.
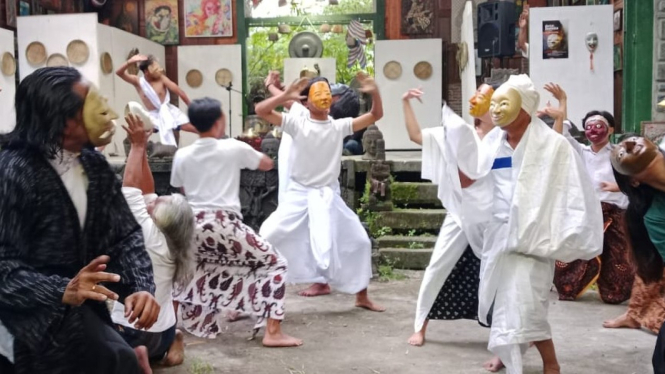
[155,271,654,374]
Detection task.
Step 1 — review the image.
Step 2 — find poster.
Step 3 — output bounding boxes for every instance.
[542,20,568,59]
[145,0,179,45]
[100,0,139,35]
[401,0,433,35]
[184,0,233,37]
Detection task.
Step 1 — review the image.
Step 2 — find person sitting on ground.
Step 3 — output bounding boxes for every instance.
[171,97,302,347]
[111,113,194,369]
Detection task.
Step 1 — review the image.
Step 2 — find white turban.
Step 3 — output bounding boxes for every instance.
[501,74,540,115]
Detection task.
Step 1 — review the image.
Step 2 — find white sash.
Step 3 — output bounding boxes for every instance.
[139,77,177,146]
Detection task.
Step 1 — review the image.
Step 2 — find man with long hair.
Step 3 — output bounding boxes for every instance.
[0,67,159,374]
[111,113,195,369]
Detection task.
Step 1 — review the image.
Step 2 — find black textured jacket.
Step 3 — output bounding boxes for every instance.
[0,145,155,374]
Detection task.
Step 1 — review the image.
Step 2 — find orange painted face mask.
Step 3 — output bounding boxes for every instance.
[308,81,332,111]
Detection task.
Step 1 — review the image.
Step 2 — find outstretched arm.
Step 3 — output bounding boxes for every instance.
[255,78,309,126]
[539,83,568,135]
[402,88,424,145]
[518,5,529,55]
[116,54,147,86]
[163,76,191,106]
[122,114,155,194]
[352,72,384,132]
[264,70,298,110]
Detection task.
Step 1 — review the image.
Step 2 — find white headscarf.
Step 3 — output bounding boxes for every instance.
[501,74,540,115]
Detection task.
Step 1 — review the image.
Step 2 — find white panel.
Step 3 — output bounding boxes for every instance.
[0,28,16,134]
[283,58,337,86]
[529,5,614,128]
[105,27,166,157]
[177,45,242,146]
[17,14,100,86]
[375,39,442,150]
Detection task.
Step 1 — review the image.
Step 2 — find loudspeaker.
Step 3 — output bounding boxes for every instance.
[477,1,517,58]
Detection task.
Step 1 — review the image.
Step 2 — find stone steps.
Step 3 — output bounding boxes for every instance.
[391,182,441,207]
[377,235,437,249]
[379,248,433,270]
[374,209,446,232]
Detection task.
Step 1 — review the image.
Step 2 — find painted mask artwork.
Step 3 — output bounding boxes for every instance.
[586,32,598,71]
[308,81,332,111]
[469,84,495,118]
[83,86,119,147]
[611,136,660,176]
[489,86,522,127]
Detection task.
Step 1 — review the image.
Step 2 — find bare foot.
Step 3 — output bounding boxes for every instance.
[544,364,561,374]
[226,310,248,322]
[162,329,185,367]
[134,345,153,374]
[355,299,386,312]
[262,333,304,348]
[298,283,331,297]
[603,312,640,329]
[483,356,504,372]
[407,331,425,346]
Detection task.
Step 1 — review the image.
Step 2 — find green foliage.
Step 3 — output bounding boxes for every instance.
[378,255,406,282]
[246,0,376,86]
[408,242,425,249]
[391,182,419,204]
[189,358,214,374]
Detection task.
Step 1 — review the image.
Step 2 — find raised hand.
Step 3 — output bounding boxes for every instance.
[537,101,564,120]
[122,113,150,146]
[124,291,161,330]
[128,54,148,64]
[62,255,121,306]
[402,87,424,103]
[544,83,567,103]
[283,77,309,102]
[519,5,529,29]
[356,71,378,94]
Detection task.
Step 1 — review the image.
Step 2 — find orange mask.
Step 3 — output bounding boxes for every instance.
[308,81,332,111]
[469,84,494,118]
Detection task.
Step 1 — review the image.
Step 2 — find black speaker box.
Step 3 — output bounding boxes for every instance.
[477,1,517,58]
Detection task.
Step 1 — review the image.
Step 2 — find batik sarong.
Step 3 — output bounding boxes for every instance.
[174,210,287,338]
[627,270,665,334]
[427,246,480,321]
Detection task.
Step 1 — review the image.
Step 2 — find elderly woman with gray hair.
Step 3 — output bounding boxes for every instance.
[111,112,195,372]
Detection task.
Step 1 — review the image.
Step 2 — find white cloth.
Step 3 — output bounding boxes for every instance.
[414,106,493,332]
[277,102,308,203]
[521,42,529,59]
[139,77,189,147]
[111,188,176,333]
[171,137,263,214]
[460,119,603,374]
[563,122,627,209]
[260,181,372,293]
[281,113,353,188]
[501,74,539,116]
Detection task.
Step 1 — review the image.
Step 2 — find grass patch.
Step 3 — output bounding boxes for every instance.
[189,358,214,374]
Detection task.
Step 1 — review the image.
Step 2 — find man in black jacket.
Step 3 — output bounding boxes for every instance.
[0,67,159,374]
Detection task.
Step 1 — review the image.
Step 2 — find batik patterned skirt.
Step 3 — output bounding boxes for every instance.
[427,246,480,321]
[554,202,635,304]
[627,270,665,334]
[174,210,288,338]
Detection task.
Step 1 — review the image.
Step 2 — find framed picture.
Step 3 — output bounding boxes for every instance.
[19,1,29,15]
[641,122,665,145]
[614,44,623,71]
[6,0,17,27]
[184,0,233,37]
[401,0,434,35]
[145,0,179,45]
[614,9,622,31]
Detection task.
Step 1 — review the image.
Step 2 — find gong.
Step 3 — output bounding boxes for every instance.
[288,31,324,58]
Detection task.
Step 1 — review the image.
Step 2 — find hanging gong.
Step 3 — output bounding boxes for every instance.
[288,31,324,58]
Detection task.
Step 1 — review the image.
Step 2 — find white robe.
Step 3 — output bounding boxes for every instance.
[414,105,493,332]
[260,181,372,293]
[456,118,603,373]
[139,77,189,147]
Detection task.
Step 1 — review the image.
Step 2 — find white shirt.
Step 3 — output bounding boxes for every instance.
[563,123,628,209]
[491,136,516,222]
[281,113,353,188]
[171,137,263,214]
[111,187,176,333]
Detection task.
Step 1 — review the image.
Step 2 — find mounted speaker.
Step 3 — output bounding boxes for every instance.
[477,1,516,58]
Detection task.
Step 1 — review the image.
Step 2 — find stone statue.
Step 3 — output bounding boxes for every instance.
[375,138,386,161]
[368,160,392,211]
[362,124,384,160]
[261,132,280,161]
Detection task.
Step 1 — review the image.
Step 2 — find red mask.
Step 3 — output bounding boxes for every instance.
[584,115,610,145]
